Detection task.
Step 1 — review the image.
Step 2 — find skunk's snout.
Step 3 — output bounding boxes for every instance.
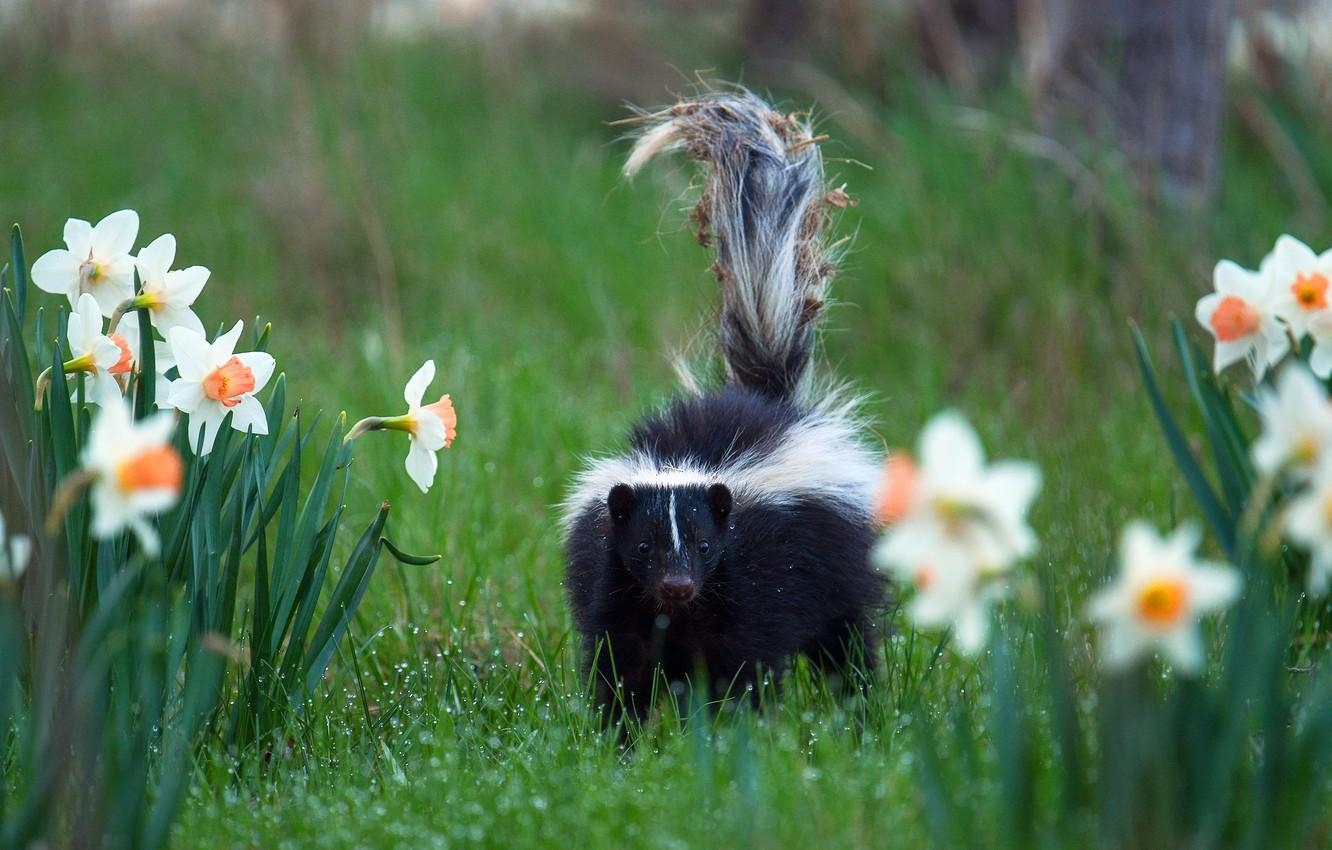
[658,575,696,604]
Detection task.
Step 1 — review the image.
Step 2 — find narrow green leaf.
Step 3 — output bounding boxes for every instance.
[380,536,441,566]
[135,306,156,417]
[301,502,389,697]
[1132,325,1235,559]
[10,225,26,325]
[1171,320,1252,517]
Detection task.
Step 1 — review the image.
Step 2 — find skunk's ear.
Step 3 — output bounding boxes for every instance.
[707,483,732,523]
[608,484,636,524]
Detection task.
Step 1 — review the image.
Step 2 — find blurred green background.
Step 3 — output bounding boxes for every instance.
[4,0,1332,845]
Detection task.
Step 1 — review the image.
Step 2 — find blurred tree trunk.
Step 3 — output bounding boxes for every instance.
[744,0,811,75]
[1022,0,1233,207]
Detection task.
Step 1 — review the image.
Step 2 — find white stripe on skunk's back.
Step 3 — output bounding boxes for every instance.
[562,408,882,526]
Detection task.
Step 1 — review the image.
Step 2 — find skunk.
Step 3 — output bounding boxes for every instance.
[562,93,886,723]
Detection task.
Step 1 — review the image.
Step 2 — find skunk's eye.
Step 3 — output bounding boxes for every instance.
[698,540,710,554]
[637,541,650,555]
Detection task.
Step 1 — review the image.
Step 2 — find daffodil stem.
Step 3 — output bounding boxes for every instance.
[33,367,52,411]
[344,416,387,444]
[1238,472,1279,555]
[45,469,97,535]
[107,297,137,336]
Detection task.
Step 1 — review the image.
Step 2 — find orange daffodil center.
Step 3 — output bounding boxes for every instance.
[202,356,257,408]
[1292,272,1330,312]
[116,445,183,494]
[420,395,458,447]
[875,453,918,525]
[1135,577,1188,627]
[1208,296,1261,342]
[108,333,133,376]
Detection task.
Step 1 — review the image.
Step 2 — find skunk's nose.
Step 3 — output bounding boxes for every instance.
[658,575,696,603]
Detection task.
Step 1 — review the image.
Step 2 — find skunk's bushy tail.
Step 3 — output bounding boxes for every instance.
[624,92,845,403]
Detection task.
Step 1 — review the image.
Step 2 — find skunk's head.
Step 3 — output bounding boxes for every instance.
[606,482,733,609]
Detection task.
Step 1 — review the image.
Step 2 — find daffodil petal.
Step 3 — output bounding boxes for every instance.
[918,410,984,484]
[413,410,448,452]
[405,439,438,493]
[404,360,435,408]
[63,218,93,259]
[212,320,245,361]
[168,326,214,381]
[30,248,79,297]
[90,209,139,257]
[163,266,209,306]
[1160,628,1204,675]
[135,233,176,284]
[229,395,269,436]
[166,379,205,413]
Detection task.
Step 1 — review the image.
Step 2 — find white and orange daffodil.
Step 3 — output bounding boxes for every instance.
[345,359,458,494]
[165,322,275,455]
[393,360,457,493]
[1251,364,1332,480]
[30,210,139,316]
[1195,259,1290,380]
[873,521,1002,654]
[875,411,1041,572]
[82,401,183,554]
[872,411,1040,654]
[1087,522,1240,675]
[64,292,131,407]
[1283,459,1332,596]
[129,233,209,337]
[0,510,32,583]
[1267,234,1332,339]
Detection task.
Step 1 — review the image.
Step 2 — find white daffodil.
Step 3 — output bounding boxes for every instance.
[1267,234,1332,339]
[1195,259,1291,380]
[345,360,459,494]
[82,400,183,555]
[165,322,275,455]
[878,411,1041,571]
[30,210,139,316]
[64,292,130,407]
[873,521,1002,654]
[0,510,32,583]
[1250,363,1332,480]
[1087,522,1240,675]
[393,360,457,493]
[130,233,209,337]
[1283,460,1332,596]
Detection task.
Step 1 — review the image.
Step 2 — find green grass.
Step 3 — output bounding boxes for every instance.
[1,37,1324,848]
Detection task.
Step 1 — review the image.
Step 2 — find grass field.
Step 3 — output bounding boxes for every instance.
[3,35,1327,848]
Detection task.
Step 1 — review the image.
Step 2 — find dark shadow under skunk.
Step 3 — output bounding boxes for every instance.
[563,93,886,726]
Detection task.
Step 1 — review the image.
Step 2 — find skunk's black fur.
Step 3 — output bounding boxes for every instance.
[563,93,886,724]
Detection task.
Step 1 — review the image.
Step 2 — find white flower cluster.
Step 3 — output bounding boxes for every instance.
[871,412,1041,654]
[1250,364,1332,595]
[873,412,1242,675]
[32,210,273,456]
[24,209,459,556]
[1196,234,1332,380]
